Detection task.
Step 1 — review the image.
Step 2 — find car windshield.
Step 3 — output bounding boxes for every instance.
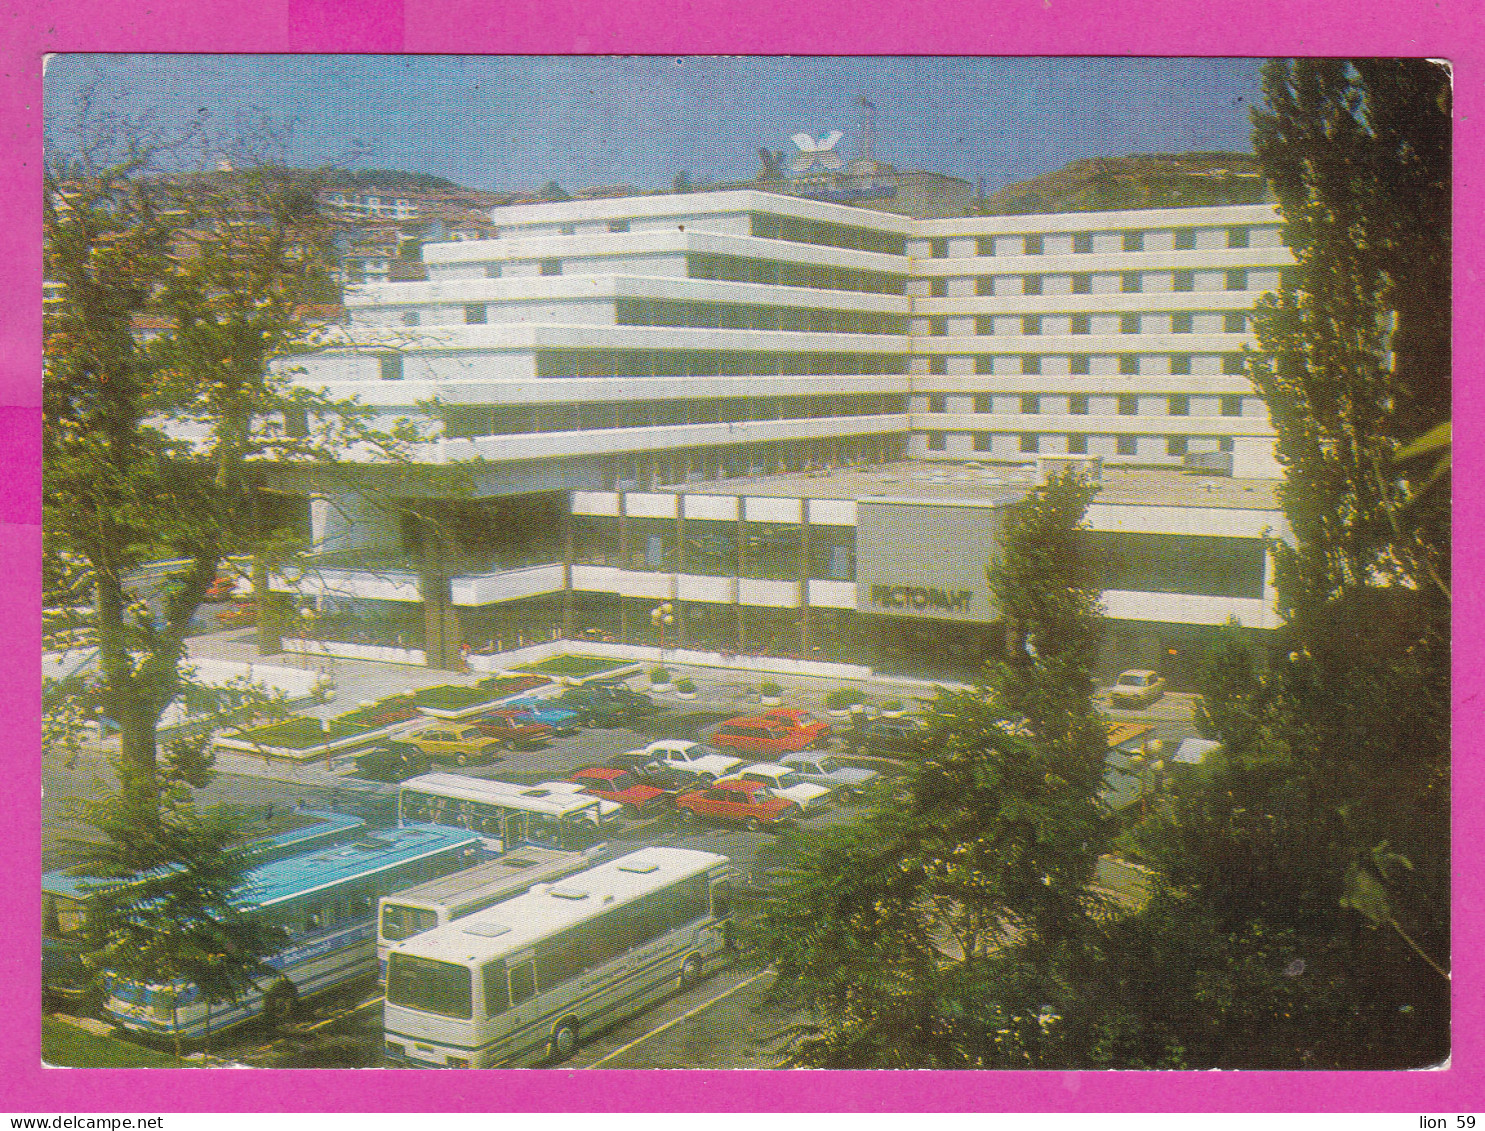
[775,772,806,788]
[691,745,725,759]
[1118,674,1147,687]
[814,757,837,772]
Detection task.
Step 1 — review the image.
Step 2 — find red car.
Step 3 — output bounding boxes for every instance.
[471,710,554,749]
[568,766,671,818]
[711,715,818,758]
[673,779,798,830]
[215,599,256,628]
[760,707,832,744]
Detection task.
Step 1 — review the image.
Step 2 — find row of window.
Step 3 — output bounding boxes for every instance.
[750,213,906,256]
[921,353,1249,376]
[925,226,1262,258]
[688,253,905,295]
[941,311,1253,334]
[439,393,908,439]
[615,298,906,335]
[921,392,1246,416]
[925,432,1239,457]
[957,269,1289,295]
[530,349,908,379]
[574,515,857,581]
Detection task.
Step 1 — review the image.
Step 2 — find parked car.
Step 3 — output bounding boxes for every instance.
[759,707,832,744]
[351,740,431,783]
[603,752,696,793]
[204,573,238,602]
[710,716,818,758]
[1110,669,1166,709]
[471,710,555,749]
[553,684,657,727]
[779,751,880,799]
[843,715,934,757]
[637,739,743,783]
[673,779,798,830]
[499,697,583,736]
[722,763,833,813]
[568,766,671,818]
[404,722,506,766]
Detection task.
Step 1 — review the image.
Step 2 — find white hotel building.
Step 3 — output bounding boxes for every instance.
[268,189,1294,682]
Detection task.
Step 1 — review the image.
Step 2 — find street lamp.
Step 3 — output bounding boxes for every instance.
[650,602,674,660]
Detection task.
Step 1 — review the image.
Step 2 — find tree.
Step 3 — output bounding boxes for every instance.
[72,794,286,1062]
[43,97,395,822]
[1095,60,1452,1069]
[750,473,1113,1067]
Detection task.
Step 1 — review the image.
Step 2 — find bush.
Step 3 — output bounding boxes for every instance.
[675,678,696,694]
[825,687,868,710]
[880,699,905,713]
[650,667,671,684]
[760,681,783,698]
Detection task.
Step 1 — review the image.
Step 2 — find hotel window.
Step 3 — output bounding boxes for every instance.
[1069,394,1089,415]
[1023,315,1041,335]
[930,238,949,258]
[1118,395,1138,416]
[1174,228,1196,250]
[1070,354,1090,375]
[973,432,991,452]
[929,316,948,336]
[1123,231,1143,252]
[378,354,403,381]
[1068,433,1088,454]
[1023,274,1043,295]
[1121,272,1142,294]
[1072,273,1092,294]
[1073,232,1093,253]
[976,237,995,257]
[484,264,502,278]
[926,431,946,451]
[464,303,487,325]
[1021,394,1040,414]
[1170,354,1192,375]
[1116,435,1138,455]
[1220,436,1235,452]
[559,224,576,235]
[1221,395,1244,416]
[1222,354,1247,375]
[1119,354,1140,375]
[1071,314,1091,335]
[1167,435,1189,456]
[1172,312,1193,333]
[401,311,420,326]
[974,394,992,413]
[1228,226,1250,249]
[1020,433,1040,454]
[931,278,949,297]
[1022,355,1042,376]
[1224,312,1247,332]
[1025,235,1044,254]
[1173,269,1194,292]
[975,316,994,335]
[929,356,948,375]
[1168,394,1190,416]
[976,276,994,296]
[540,259,562,276]
[928,394,947,413]
[1120,313,1140,334]
[1226,269,1248,291]
[608,220,629,233]
[975,355,996,375]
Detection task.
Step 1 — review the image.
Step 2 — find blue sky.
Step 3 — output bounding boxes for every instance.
[43,56,1267,194]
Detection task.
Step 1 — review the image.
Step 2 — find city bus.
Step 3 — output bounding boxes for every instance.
[383,846,734,1067]
[100,823,482,1041]
[398,772,609,854]
[376,845,600,976]
[43,809,367,1007]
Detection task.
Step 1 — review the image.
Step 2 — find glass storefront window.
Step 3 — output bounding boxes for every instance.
[683,519,736,576]
[743,522,802,580]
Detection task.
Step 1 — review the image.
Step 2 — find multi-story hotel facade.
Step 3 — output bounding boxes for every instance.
[266,189,1294,682]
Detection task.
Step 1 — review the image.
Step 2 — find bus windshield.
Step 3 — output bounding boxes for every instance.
[382,903,440,942]
[387,953,472,1019]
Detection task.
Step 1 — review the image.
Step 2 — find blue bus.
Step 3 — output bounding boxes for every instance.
[43,809,368,1007]
[99,822,482,1040]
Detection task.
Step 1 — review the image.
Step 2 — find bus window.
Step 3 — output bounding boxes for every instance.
[382,903,439,942]
[711,879,732,920]
[508,961,535,1006]
[481,961,510,1016]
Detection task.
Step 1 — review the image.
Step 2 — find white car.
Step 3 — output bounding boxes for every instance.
[1110,669,1166,709]
[724,762,834,813]
[637,740,742,783]
[779,752,880,799]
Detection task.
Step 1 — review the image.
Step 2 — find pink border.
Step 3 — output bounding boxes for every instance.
[5,3,1481,1112]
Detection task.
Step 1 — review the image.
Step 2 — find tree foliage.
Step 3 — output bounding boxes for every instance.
[750,474,1112,1067]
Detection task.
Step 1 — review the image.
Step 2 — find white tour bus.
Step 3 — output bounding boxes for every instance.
[383,846,733,1067]
[398,772,609,854]
[376,845,599,976]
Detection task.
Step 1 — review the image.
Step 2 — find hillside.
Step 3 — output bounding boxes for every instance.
[978,152,1268,216]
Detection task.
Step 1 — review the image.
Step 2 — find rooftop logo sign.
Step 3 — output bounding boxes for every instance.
[867,584,972,614]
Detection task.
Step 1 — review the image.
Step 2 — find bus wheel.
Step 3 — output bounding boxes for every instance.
[454,753,470,767]
[550,1020,579,1062]
[680,955,703,989]
[263,979,298,1025]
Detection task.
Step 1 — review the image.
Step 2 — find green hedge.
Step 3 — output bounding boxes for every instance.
[522,654,631,678]
[234,717,370,750]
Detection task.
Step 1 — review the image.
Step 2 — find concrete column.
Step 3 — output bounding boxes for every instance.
[673,497,687,648]
[798,511,811,657]
[418,518,462,671]
[560,502,574,639]
[735,510,746,653]
[617,495,630,643]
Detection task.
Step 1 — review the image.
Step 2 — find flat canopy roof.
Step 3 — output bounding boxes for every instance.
[651,461,1282,512]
